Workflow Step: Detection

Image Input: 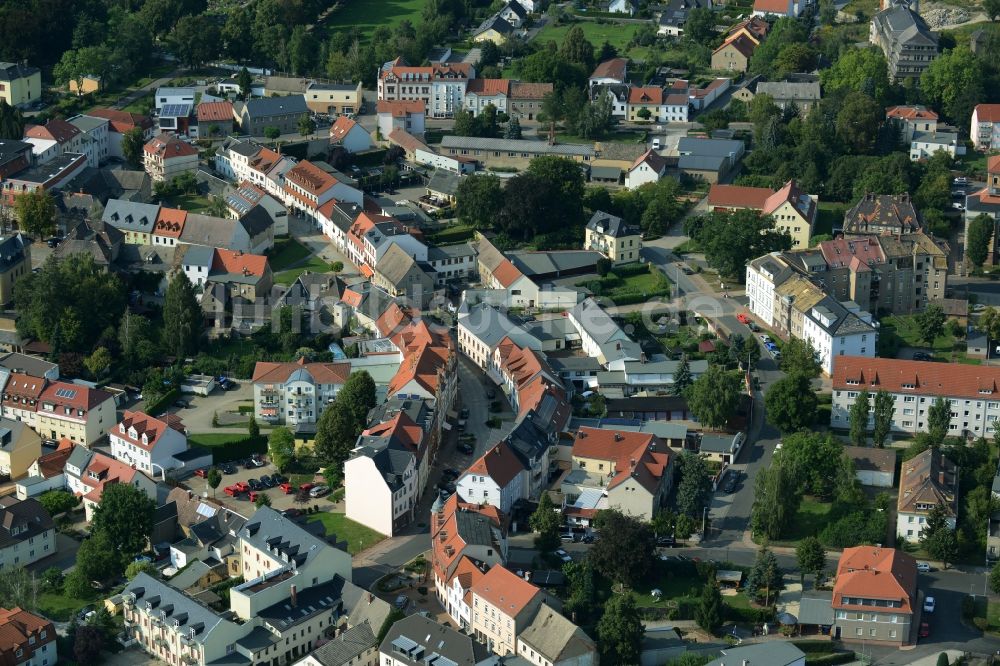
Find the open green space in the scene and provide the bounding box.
[879,313,978,364]
[534,21,645,54]
[188,433,252,447]
[321,0,429,39]
[814,201,846,237]
[164,193,216,214]
[783,497,835,543]
[557,129,647,144]
[426,222,475,246]
[39,590,96,622]
[577,265,671,304]
[269,238,332,285]
[306,512,386,554]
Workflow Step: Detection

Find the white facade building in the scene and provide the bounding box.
[108,410,188,477]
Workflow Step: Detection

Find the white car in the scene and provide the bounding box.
[916,562,931,573]
[923,596,936,613]
[759,334,771,343]
[555,549,572,563]
[952,202,965,210]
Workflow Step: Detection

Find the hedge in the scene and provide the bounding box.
[793,641,840,654]
[806,653,857,665]
[146,388,180,417]
[203,436,267,464]
[723,604,775,623]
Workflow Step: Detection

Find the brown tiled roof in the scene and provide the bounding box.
[754,0,791,13]
[212,248,268,278]
[590,58,628,81]
[86,108,153,133]
[817,236,882,271]
[251,357,352,384]
[707,184,772,209]
[842,445,896,475]
[492,259,524,288]
[143,133,198,158]
[510,82,553,100]
[466,79,512,96]
[833,356,1000,400]
[466,441,527,488]
[154,207,187,238]
[330,116,362,141]
[471,564,540,618]
[886,105,938,121]
[833,547,916,614]
[628,86,664,105]
[39,381,112,413]
[0,607,54,662]
[197,101,234,122]
[114,410,183,452]
[35,443,74,479]
[377,100,426,117]
[975,104,1000,123]
[898,449,958,516]
[717,33,757,58]
[284,160,338,195]
[572,427,670,493]
[25,119,80,145]
[630,149,667,173]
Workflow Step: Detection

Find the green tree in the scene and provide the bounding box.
[331,261,344,273]
[0,566,38,612]
[504,116,522,140]
[796,536,826,577]
[255,493,273,508]
[690,208,792,279]
[819,47,891,105]
[38,490,78,516]
[684,7,717,46]
[676,453,712,517]
[74,626,105,664]
[237,66,254,100]
[530,492,561,552]
[169,14,221,68]
[590,509,655,587]
[695,581,723,633]
[125,560,156,580]
[928,396,952,444]
[455,174,504,229]
[559,25,595,72]
[765,373,819,433]
[596,594,645,665]
[83,346,112,378]
[91,483,155,564]
[773,43,818,79]
[248,414,260,439]
[298,113,315,136]
[921,503,958,567]
[121,127,146,168]
[990,560,1000,594]
[987,0,1000,20]
[967,214,994,268]
[936,654,951,666]
[268,427,295,472]
[163,270,202,359]
[916,303,946,345]
[921,47,984,123]
[849,389,871,446]
[872,389,895,448]
[14,191,56,237]
[40,567,63,592]
[0,101,25,140]
[751,459,800,540]
[264,126,281,141]
[745,546,781,605]
[780,432,855,499]
[670,356,693,396]
[836,92,882,153]
[206,468,222,497]
[686,365,742,429]
[314,371,377,477]
[563,560,598,624]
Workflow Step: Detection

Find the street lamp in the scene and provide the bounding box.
[702,505,709,539]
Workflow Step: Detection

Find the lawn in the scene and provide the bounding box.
[306,512,386,554]
[782,497,835,543]
[426,222,475,246]
[268,238,332,285]
[188,433,254,447]
[534,21,645,54]
[577,266,672,304]
[320,0,428,40]
[879,314,978,363]
[557,129,647,144]
[39,590,96,622]
[164,193,218,214]
[813,202,847,238]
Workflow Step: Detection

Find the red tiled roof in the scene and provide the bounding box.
[78,450,142,500]
[252,357,352,384]
[376,302,413,339]
[34,443,74,479]
[86,108,153,133]
[466,441,526,488]
[39,381,112,414]
[197,101,234,122]
[989,155,1000,174]
[114,410,183,452]
[2,374,46,411]
[0,607,54,661]
[630,149,667,173]
[753,0,792,13]
[143,133,198,158]
[975,104,1000,123]
[573,426,670,493]
[628,86,664,105]
[285,160,338,195]
[898,449,958,516]
[833,547,916,614]
[377,100,426,117]
[590,58,628,81]
[25,119,80,145]
[387,129,430,154]
[431,62,472,79]
[715,33,757,59]
[154,207,187,238]
[431,494,505,585]
[833,356,1000,400]
[211,248,268,278]
[817,236,882,270]
[492,259,524,288]
[707,184,772,209]
[466,79,512,96]
[330,116,362,141]
[886,105,938,122]
[471,564,540,618]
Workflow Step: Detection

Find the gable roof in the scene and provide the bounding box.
[707,183,772,209]
[630,149,668,173]
[833,547,916,613]
[518,602,595,662]
[590,57,628,81]
[471,564,540,617]
[886,104,938,121]
[572,426,670,493]
[197,101,233,122]
[753,0,791,13]
[465,441,527,489]
[832,356,1000,400]
[154,207,187,238]
[114,410,184,452]
[976,104,1000,123]
[25,119,80,145]
[466,78,512,96]
[243,95,308,119]
[211,248,268,279]
[628,86,664,105]
[898,448,958,516]
[330,116,364,141]
[252,357,351,385]
[716,33,757,58]
[143,133,198,159]
[377,100,426,117]
[285,160,338,196]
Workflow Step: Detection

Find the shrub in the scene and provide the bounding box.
[145,388,180,416]
[806,654,858,665]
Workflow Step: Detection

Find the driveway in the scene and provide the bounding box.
[163,382,255,434]
[27,533,80,574]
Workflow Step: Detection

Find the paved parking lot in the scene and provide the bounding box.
[188,459,326,514]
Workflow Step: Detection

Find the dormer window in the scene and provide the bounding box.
[141,433,148,445]
[901,383,915,390]
[981,389,993,395]
[119,424,126,434]
[846,379,860,386]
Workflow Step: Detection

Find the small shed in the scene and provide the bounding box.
[698,339,716,353]
[842,445,895,487]
[968,332,989,360]
[797,590,834,636]
[715,569,743,589]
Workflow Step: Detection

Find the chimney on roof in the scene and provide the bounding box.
[290,584,297,607]
[939,470,945,485]
[614,432,623,442]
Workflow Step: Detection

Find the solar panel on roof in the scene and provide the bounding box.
[161,104,192,118]
[54,388,77,399]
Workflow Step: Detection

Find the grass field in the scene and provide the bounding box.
[534,21,645,53]
[783,497,835,543]
[269,238,331,285]
[321,0,428,38]
[880,314,978,364]
[164,193,217,214]
[306,512,386,554]
[188,433,253,447]
[814,201,847,237]
[39,591,95,622]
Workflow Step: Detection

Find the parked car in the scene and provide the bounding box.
[299,483,315,492]
[555,549,572,563]
[193,468,208,478]
[272,474,288,484]
[748,322,760,332]
[309,484,330,498]
[220,463,236,475]
[458,443,474,455]
[723,474,738,493]
[247,478,262,491]
[174,399,189,409]
[916,562,932,573]
[954,176,969,185]
[259,475,275,488]
[280,483,294,494]
[919,622,930,638]
[459,408,470,420]
[656,536,676,547]
[759,334,771,343]
[736,313,750,324]
[581,533,596,544]
[913,352,933,361]
[560,531,575,542]
[923,596,936,613]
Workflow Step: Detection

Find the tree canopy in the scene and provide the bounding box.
[686,208,792,279]
[686,365,742,430]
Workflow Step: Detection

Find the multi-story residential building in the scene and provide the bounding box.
[426,243,476,286]
[588,58,628,90]
[464,79,510,116]
[238,95,308,136]
[515,603,598,666]
[376,100,426,139]
[564,427,674,520]
[66,115,110,166]
[329,117,373,154]
[1,153,87,207]
[971,103,1000,151]
[470,565,544,656]
[625,149,668,189]
[0,234,31,307]
[372,245,435,306]
[84,108,154,160]
[0,63,40,108]
[0,373,45,429]
[831,356,1000,439]
[568,298,643,369]
[35,381,115,445]
[305,81,363,115]
[65,447,157,520]
[870,1,938,81]
[142,133,198,182]
[439,136,593,171]
[0,141,31,181]
[195,101,234,139]
[886,104,939,142]
[627,87,689,123]
[831,546,917,645]
[585,211,642,265]
[897,448,958,542]
[0,497,54,569]
[0,607,56,666]
[707,180,818,249]
[456,441,528,515]
[122,506,354,666]
[251,358,351,430]
[377,59,474,119]
[751,81,821,115]
[109,410,188,477]
[508,82,551,121]
[908,130,963,161]
[711,33,758,72]
[380,615,493,666]
[0,419,40,479]
[283,159,363,221]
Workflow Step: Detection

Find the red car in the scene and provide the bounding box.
[280,483,294,495]
[299,483,315,492]
[194,468,208,478]
[736,313,750,324]
[919,622,930,638]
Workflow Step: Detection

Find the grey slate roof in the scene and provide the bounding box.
[240,505,329,571]
[459,303,531,350]
[179,214,241,248]
[380,613,492,666]
[0,352,55,378]
[677,137,744,157]
[798,591,835,626]
[243,95,308,120]
[308,622,377,666]
[508,250,603,278]
[427,169,461,197]
[518,603,594,663]
[124,573,234,645]
[755,81,821,103]
[102,199,160,233]
[704,641,806,666]
[179,244,214,269]
[258,575,348,632]
[587,210,639,238]
[427,243,475,261]
[0,235,30,275]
